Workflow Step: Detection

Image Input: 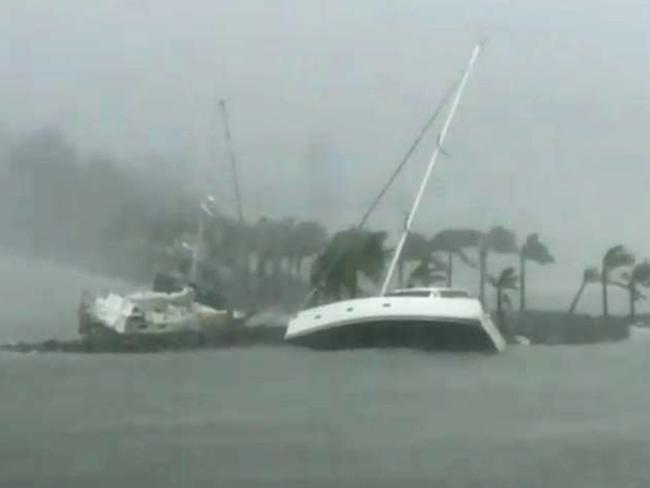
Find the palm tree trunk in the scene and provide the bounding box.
[602,272,609,318]
[519,254,526,311]
[447,252,453,287]
[630,284,636,322]
[568,280,586,315]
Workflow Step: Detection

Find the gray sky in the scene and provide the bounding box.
[1,0,649,308]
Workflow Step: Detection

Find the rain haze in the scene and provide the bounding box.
[1,0,649,311]
[2,2,650,486]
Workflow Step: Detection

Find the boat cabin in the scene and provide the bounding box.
[385,288,471,299]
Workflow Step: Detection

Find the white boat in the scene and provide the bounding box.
[79,287,233,338]
[287,287,506,351]
[285,43,507,352]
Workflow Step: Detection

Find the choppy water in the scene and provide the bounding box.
[2,255,650,487]
[3,337,650,487]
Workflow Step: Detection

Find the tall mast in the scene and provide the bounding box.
[219,99,245,223]
[380,43,482,296]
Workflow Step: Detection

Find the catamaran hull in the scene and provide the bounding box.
[287,317,499,351]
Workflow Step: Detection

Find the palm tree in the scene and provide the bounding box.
[601,245,634,318]
[568,267,600,314]
[519,233,554,311]
[429,229,482,287]
[310,228,387,301]
[488,267,517,333]
[479,226,518,303]
[397,232,431,287]
[620,261,650,322]
[408,254,448,287]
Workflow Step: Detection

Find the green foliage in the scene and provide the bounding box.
[489,267,518,290]
[583,267,601,283]
[602,245,634,273]
[521,233,554,264]
[482,226,518,255]
[311,228,387,299]
[430,228,482,252]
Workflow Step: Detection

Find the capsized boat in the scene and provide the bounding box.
[286,287,506,351]
[285,43,507,352]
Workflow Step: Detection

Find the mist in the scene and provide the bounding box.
[0,0,648,320]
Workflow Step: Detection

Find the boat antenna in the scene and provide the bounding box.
[297,83,457,310]
[380,43,483,296]
[219,99,245,223]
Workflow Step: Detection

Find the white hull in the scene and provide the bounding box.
[79,287,231,337]
[285,291,506,352]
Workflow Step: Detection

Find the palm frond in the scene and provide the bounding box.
[603,245,634,271]
[631,261,650,286]
[496,266,518,290]
[484,226,518,254]
[430,228,482,251]
[487,267,518,290]
[521,233,554,264]
[583,267,601,283]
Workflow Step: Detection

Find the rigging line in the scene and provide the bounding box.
[380,43,482,296]
[357,81,459,228]
[298,82,459,309]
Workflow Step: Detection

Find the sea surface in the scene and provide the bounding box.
[2,255,650,487]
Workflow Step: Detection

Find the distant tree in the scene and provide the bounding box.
[311,228,387,300]
[568,267,600,315]
[619,261,650,322]
[429,228,482,287]
[479,226,518,303]
[488,267,518,331]
[601,245,634,318]
[407,254,448,287]
[519,233,554,310]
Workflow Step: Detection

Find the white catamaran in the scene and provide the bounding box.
[285,43,507,352]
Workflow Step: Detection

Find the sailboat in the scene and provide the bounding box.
[284,44,507,352]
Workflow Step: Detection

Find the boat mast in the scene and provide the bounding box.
[380,43,482,296]
[218,99,245,224]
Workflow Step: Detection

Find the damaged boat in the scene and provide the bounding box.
[78,286,238,349]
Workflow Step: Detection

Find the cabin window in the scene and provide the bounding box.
[438,290,469,298]
[382,303,392,308]
[385,291,432,298]
[314,314,322,320]
[346,307,354,312]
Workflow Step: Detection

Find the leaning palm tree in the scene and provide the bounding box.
[488,267,518,333]
[429,228,482,287]
[519,233,554,311]
[310,228,387,301]
[479,226,518,303]
[407,254,448,287]
[601,245,634,318]
[568,267,601,314]
[619,261,650,322]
